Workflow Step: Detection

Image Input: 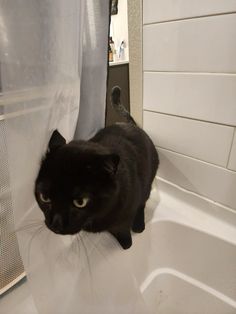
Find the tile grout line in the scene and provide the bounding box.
[155,145,236,174]
[143,70,236,75]
[226,128,236,169]
[157,176,236,213]
[143,11,236,26]
[143,109,236,128]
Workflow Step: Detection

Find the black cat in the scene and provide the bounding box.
[35,87,159,249]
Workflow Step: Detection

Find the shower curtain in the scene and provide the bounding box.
[0,1,150,313]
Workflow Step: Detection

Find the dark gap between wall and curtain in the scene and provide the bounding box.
[105,0,130,126]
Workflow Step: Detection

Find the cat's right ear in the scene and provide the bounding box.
[47,130,66,153]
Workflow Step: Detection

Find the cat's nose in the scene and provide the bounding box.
[51,214,63,233]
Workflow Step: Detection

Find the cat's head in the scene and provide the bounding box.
[35,130,119,235]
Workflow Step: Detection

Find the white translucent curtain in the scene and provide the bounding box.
[0,0,83,298]
[0,0,150,313]
[74,1,109,140]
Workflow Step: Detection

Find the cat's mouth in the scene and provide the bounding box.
[82,218,93,230]
[45,220,81,235]
[44,215,94,235]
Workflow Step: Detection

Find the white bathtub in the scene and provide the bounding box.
[1,179,236,314]
[130,179,236,314]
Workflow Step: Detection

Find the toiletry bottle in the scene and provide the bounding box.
[108,37,114,62]
[108,42,113,62]
[110,37,116,61]
[119,40,125,60]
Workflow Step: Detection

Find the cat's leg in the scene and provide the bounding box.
[132,204,145,233]
[110,230,132,249]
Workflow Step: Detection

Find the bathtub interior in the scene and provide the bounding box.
[142,273,235,314]
[0,179,236,314]
[129,179,236,313]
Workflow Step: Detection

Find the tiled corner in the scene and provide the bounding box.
[143,111,234,167]
[157,147,236,209]
[228,130,236,171]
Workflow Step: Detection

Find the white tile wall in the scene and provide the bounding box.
[158,148,236,209]
[228,131,236,171]
[143,0,236,24]
[143,14,236,73]
[143,111,234,167]
[143,72,236,126]
[143,3,236,209]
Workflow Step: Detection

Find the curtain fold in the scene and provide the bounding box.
[74,0,110,140]
[0,1,151,313]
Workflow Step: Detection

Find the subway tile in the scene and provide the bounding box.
[228,130,236,171]
[143,14,236,73]
[143,0,236,24]
[143,72,236,126]
[143,111,234,167]
[158,148,236,209]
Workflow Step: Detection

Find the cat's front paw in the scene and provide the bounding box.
[119,237,132,250]
[132,222,145,233]
[111,230,132,250]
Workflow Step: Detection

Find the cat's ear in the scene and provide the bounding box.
[47,130,66,153]
[102,153,120,175]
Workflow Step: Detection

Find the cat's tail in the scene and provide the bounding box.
[111,86,136,125]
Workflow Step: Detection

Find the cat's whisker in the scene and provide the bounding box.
[57,248,69,269]
[27,225,45,267]
[75,234,81,260]
[83,233,110,264]
[79,234,90,271]
[13,221,44,234]
[70,234,78,256]
[65,235,78,267]
[78,233,94,295]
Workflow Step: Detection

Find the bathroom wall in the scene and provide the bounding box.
[127,0,142,125]
[110,0,129,61]
[142,0,236,210]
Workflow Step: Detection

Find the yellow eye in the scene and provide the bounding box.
[73,198,89,208]
[39,193,51,203]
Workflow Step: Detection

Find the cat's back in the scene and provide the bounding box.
[91,122,148,150]
[91,122,159,180]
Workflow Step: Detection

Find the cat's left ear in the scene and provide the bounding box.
[102,153,120,175]
[47,130,66,153]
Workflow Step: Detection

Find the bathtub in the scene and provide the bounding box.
[129,179,236,314]
[1,179,236,314]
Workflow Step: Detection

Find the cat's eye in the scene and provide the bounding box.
[39,193,51,203]
[73,197,89,208]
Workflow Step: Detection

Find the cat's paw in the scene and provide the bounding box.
[132,222,145,233]
[132,205,145,233]
[119,237,132,250]
[111,231,132,250]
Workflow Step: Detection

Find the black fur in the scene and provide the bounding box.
[111,86,136,124]
[35,90,159,249]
